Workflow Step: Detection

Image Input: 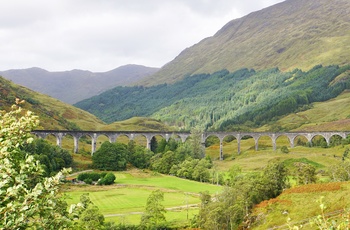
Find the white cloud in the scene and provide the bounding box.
[0,0,285,71]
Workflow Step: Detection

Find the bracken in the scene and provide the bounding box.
[255,198,293,209]
[283,182,345,194]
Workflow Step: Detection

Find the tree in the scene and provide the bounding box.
[329,160,350,181]
[174,158,198,179]
[140,189,167,229]
[226,165,243,186]
[197,161,289,229]
[259,161,289,199]
[190,127,205,159]
[92,141,128,171]
[293,162,317,185]
[150,151,177,174]
[129,145,154,169]
[21,138,73,176]
[197,186,247,230]
[155,138,167,153]
[0,101,104,229]
[150,136,158,153]
[192,158,212,182]
[74,194,105,230]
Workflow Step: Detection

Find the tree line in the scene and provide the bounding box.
[91,128,217,184]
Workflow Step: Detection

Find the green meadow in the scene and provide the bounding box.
[64,170,221,226]
[63,134,350,227]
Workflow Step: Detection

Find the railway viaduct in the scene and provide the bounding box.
[32,130,350,160]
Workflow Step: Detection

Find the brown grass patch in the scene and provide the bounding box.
[208,145,220,150]
[255,198,292,209]
[284,182,346,194]
[62,109,77,119]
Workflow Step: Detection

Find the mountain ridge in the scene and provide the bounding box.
[139,0,350,86]
[0,64,159,104]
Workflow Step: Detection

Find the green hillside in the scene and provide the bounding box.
[103,117,177,131]
[259,90,350,132]
[140,0,350,86]
[75,65,350,131]
[0,76,105,130]
[0,76,175,132]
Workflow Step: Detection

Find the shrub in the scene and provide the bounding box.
[104,173,116,185]
[77,172,103,182]
[84,178,93,185]
[98,173,116,185]
[281,146,289,153]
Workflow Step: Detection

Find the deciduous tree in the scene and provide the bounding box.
[293,162,317,185]
[0,102,108,229]
[92,141,128,171]
[140,189,167,229]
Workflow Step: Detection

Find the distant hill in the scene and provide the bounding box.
[0,64,159,104]
[139,0,350,86]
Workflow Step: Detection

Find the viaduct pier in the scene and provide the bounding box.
[32,130,350,160]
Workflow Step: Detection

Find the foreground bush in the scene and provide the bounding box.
[0,102,107,229]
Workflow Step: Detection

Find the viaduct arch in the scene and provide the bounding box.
[32,130,350,160]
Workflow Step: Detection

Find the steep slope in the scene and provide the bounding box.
[140,0,350,86]
[0,76,106,130]
[258,90,350,132]
[75,65,350,131]
[0,65,159,104]
[0,76,174,131]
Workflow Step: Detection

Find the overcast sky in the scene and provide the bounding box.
[0,0,285,72]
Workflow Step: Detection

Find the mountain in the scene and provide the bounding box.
[75,65,350,131]
[0,64,159,104]
[139,0,350,86]
[74,0,350,131]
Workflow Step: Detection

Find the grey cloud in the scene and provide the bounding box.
[0,0,285,71]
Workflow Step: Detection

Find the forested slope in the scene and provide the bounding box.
[75,65,350,131]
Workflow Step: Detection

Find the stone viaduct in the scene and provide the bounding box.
[32,130,350,160]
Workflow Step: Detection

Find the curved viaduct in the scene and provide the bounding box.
[32,130,350,160]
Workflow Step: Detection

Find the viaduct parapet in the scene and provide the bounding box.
[32,130,350,160]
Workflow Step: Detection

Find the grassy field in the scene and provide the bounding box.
[63,169,221,226]
[62,134,350,227]
[206,135,346,172]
